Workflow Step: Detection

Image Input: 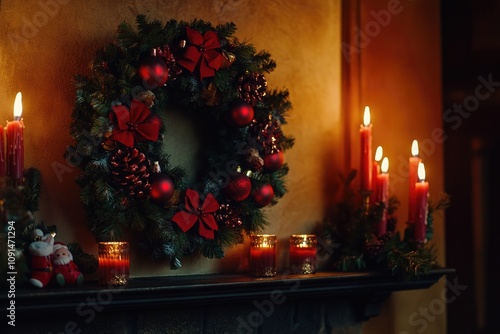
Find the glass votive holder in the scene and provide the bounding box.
[98,242,130,286]
[249,235,277,277]
[289,234,317,274]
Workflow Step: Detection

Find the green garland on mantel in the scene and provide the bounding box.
[321,170,450,280]
[68,15,294,269]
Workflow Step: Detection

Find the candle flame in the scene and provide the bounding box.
[418,162,426,181]
[411,139,419,156]
[363,106,371,126]
[14,92,22,118]
[381,157,389,173]
[375,146,383,161]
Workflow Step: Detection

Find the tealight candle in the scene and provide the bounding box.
[289,234,317,274]
[249,235,277,277]
[98,242,130,286]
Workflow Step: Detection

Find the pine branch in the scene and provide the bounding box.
[216,22,237,39]
[67,242,98,274]
[22,167,42,212]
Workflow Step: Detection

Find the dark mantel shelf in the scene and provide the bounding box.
[9,268,455,318]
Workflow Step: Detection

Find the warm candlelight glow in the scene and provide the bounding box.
[14,92,23,119]
[418,162,426,181]
[414,162,429,242]
[411,139,419,157]
[360,106,373,192]
[375,146,383,162]
[98,242,130,286]
[289,234,317,274]
[250,235,277,276]
[363,106,371,126]
[381,157,389,173]
[6,92,25,180]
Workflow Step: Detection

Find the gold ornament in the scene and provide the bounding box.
[101,131,117,151]
[246,148,264,171]
[134,90,156,108]
[201,82,220,106]
[222,50,236,68]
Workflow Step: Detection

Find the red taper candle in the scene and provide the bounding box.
[360,106,372,193]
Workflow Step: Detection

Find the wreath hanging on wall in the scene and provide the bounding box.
[68,15,294,268]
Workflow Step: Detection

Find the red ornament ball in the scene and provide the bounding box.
[230,102,254,127]
[150,174,175,204]
[263,151,284,172]
[223,173,252,202]
[253,184,274,207]
[146,113,163,131]
[139,56,169,89]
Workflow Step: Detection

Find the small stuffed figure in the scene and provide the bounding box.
[28,229,55,288]
[52,242,84,286]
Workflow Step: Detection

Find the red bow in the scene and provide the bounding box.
[172,189,220,239]
[109,100,160,148]
[177,26,224,80]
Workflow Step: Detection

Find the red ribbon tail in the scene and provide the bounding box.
[198,221,215,239]
[185,26,204,45]
[201,214,219,231]
[201,193,219,213]
[172,212,198,232]
[135,123,160,143]
[185,189,201,212]
[111,105,131,130]
[199,58,216,80]
[130,100,152,124]
[110,131,134,148]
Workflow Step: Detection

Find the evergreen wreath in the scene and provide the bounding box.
[68,15,294,268]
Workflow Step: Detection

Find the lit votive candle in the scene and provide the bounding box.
[98,242,130,286]
[289,234,317,274]
[249,235,277,277]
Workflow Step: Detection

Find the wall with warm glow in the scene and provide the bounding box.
[348,1,446,334]
[0,1,446,333]
[0,0,342,275]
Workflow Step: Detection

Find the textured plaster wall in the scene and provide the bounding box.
[0,0,342,276]
[0,1,446,333]
[354,1,446,334]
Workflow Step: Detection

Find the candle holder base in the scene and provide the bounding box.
[361,190,372,214]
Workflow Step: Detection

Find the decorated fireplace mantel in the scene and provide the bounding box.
[8,269,454,334]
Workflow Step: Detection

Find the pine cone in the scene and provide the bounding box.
[216,201,243,228]
[154,45,183,79]
[249,116,283,155]
[364,238,385,260]
[237,72,267,106]
[379,231,393,244]
[364,232,393,261]
[110,147,151,199]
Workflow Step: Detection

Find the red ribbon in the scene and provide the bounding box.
[172,189,220,239]
[177,26,224,80]
[109,100,160,148]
